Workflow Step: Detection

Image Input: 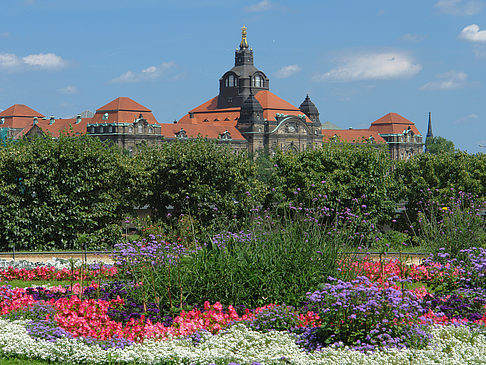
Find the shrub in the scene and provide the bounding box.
[299,276,431,351]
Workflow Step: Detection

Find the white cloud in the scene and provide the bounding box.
[459,24,486,42]
[111,62,176,83]
[313,51,422,82]
[455,113,479,124]
[0,53,20,69]
[420,70,471,90]
[22,53,67,69]
[435,0,484,15]
[245,0,273,12]
[59,85,78,95]
[401,33,425,42]
[274,65,301,79]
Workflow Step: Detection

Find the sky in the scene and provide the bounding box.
[1,0,485,153]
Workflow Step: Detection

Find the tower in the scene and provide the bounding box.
[425,112,433,152]
[217,26,269,109]
[299,95,321,126]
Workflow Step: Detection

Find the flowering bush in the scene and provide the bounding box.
[300,276,431,351]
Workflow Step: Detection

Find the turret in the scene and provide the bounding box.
[237,90,264,131]
[299,94,321,126]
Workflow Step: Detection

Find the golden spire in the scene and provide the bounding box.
[240,25,248,49]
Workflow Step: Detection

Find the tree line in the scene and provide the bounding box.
[0,135,484,251]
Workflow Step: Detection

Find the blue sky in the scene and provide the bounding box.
[1,0,485,153]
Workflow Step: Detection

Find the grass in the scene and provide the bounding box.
[0,279,73,289]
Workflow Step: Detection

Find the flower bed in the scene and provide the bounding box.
[1,247,486,364]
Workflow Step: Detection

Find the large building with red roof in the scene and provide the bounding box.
[167,26,323,153]
[0,27,425,160]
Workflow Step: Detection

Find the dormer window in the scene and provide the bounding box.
[99,126,104,133]
[108,126,113,133]
[138,124,143,133]
[225,74,237,87]
[252,74,263,88]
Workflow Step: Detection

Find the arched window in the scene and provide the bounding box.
[253,74,263,88]
[108,126,113,133]
[225,74,237,87]
[138,124,143,133]
[99,126,104,133]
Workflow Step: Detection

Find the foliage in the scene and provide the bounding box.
[425,136,455,154]
[393,151,486,227]
[269,142,397,227]
[414,191,486,256]
[0,134,140,251]
[134,138,266,231]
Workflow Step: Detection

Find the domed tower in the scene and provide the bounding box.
[217,26,269,109]
[299,95,321,126]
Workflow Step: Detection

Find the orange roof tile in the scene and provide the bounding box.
[15,117,88,139]
[0,104,44,118]
[369,113,421,135]
[92,97,158,125]
[322,129,386,144]
[0,104,45,131]
[97,97,151,113]
[180,90,313,126]
[160,123,246,141]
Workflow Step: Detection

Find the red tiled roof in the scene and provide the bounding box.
[0,104,45,130]
[92,97,158,124]
[369,113,421,135]
[160,123,246,141]
[15,117,88,139]
[0,104,44,118]
[322,129,386,144]
[96,97,151,113]
[178,90,313,126]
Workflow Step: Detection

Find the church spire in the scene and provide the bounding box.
[240,25,249,49]
[425,112,434,153]
[426,112,433,140]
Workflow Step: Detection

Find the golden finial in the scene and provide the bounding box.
[240,25,248,49]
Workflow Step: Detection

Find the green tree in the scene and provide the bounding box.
[393,151,486,229]
[269,142,397,230]
[135,138,266,230]
[0,134,139,251]
[426,136,455,154]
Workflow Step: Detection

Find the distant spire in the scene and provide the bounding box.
[240,25,249,49]
[425,112,434,153]
[426,112,433,139]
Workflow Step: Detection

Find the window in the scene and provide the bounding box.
[253,74,263,88]
[225,74,237,87]
[128,127,133,133]
[108,126,113,133]
[138,124,143,133]
[148,127,153,134]
[99,126,104,133]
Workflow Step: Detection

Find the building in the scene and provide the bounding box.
[166,26,323,154]
[0,27,424,160]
